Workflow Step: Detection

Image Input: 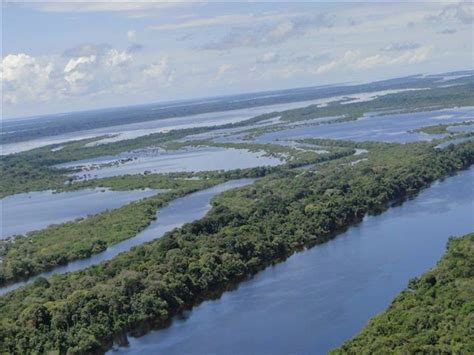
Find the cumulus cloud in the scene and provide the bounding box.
[1,53,54,104]
[103,49,132,67]
[2,43,140,107]
[201,14,333,50]
[141,56,175,88]
[315,46,433,75]
[61,46,134,95]
[64,55,96,73]
[383,42,421,51]
[143,57,169,78]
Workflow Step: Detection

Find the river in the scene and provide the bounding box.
[0,179,255,296]
[109,167,474,354]
[0,188,161,239]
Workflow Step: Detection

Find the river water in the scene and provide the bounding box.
[0,188,160,239]
[254,107,474,144]
[0,179,255,296]
[110,167,474,355]
[55,147,283,180]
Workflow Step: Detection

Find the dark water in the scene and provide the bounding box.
[110,167,474,355]
[0,179,255,296]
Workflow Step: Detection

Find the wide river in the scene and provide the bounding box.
[109,167,474,354]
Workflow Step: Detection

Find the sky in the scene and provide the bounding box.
[1,1,473,119]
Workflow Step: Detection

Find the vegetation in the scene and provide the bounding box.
[162,139,352,164]
[0,178,220,286]
[278,83,474,123]
[411,120,474,134]
[0,148,354,285]
[0,130,353,198]
[332,233,474,354]
[0,141,472,354]
[2,81,473,198]
[4,73,471,145]
[0,155,68,198]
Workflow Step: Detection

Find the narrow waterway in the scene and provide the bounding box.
[0,179,255,296]
[110,167,474,355]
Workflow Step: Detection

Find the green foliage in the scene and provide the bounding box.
[331,233,474,354]
[0,149,354,285]
[279,83,474,123]
[412,120,474,134]
[2,81,472,198]
[1,141,472,354]
[0,155,67,198]
[0,178,220,285]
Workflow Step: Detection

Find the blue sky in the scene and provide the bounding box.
[2,1,473,118]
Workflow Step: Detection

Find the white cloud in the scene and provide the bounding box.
[64,70,90,85]
[140,56,176,88]
[103,49,132,67]
[143,57,169,78]
[1,53,54,104]
[390,46,433,65]
[64,55,96,73]
[10,1,193,14]
[316,50,360,74]
[202,14,333,50]
[257,51,280,64]
[2,44,139,109]
[316,46,433,74]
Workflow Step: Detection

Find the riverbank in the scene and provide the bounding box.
[332,232,474,354]
[1,141,473,354]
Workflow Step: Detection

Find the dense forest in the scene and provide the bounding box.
[0,149,354,285]
[332,233,474,354]
[1,141,472,354]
